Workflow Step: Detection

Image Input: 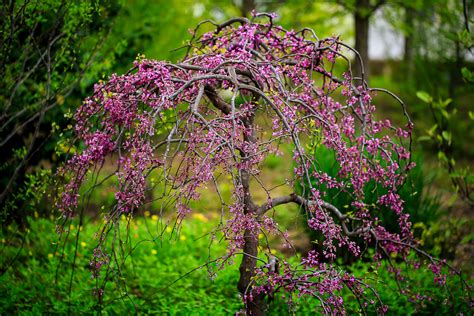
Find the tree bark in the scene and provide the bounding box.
[403,8,415,79]
[240,0,256,18]
[354,0,370,82]
[238,215,266,315]
[449,40,462,103]
[236,108,266,315]
[204,82,266,314]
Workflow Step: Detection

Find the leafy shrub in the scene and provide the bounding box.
[296,146,441,261]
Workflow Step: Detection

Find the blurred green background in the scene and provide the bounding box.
[1,0,473,314]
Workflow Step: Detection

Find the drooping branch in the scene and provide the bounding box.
[204,85,231,115]
[256,193,369,238]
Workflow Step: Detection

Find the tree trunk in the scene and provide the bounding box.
[449,40,462,103]
[403,8,415,79]
[238,221,266,315]
[237,111,266,315]
[240,0,256,18]
[354,0,370,83]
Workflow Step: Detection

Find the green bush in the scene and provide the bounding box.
[296,147,440,237]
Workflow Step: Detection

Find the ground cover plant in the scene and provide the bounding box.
[54,12,472,315]
[1,216,470,314]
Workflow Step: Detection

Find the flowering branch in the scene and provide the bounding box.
[257,193,369,238]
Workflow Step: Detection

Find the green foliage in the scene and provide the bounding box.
[417,92,473,205]
[297,146,440,236]
[0,0,247,226]
[269,257,471,315]
[2,217,470,314]
[341,259,471,315]
[0,0,122,224]
[0,169,55,227]
[418,216,474,261]
[0,216,242,314]
[461,67,474,83]
[263,154,282,170]
[275,1,352,40]
[1,1,472,313]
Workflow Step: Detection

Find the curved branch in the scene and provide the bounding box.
[257,193,369,238]
[204,85,231,115]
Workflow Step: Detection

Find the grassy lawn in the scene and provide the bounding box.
[1,214,471,315]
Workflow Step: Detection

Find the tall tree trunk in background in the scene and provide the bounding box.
[449,40,463,102]
[403,7,415,80]
[240,0,256,17]
[354,0,370,82]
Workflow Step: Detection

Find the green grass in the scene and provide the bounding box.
[2,215,472,315]
[1,215,242,314]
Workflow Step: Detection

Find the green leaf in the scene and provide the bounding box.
[461,233,474,244]
[440,98,452,108]
[440,109,450,119]
[461,67,473,82]
[417,136,432,142]
[437,151,448,163]
[416,91,432,103]
[447,192,458,206]
[441,131,451,145]
[427,124,438,136]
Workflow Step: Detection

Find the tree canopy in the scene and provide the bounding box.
[56,13,470,314]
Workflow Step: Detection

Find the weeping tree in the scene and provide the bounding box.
[57,13,470,315]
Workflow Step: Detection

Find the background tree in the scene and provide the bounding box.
[382,0,473,205]
[0,0,122,226]
[335,0,387,81]
[0,0,227,226]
